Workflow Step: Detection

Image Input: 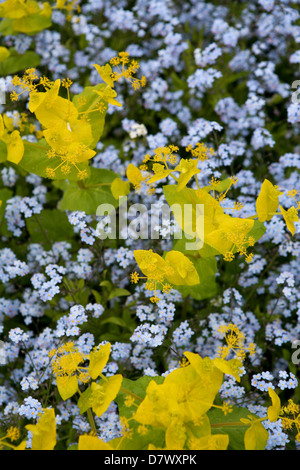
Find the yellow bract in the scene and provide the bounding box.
[244,419,269,450]
[188,434,229,450]
[93,63,115,88]
[25,408,57,450]
[88,343,111,380]
[90,374,123,417]
[164,251,200,286]
[256,179,283,222]
[267,387,281,422]
[56,374,78,401]
[6,130,24,164]
[175,158,200,191]
[111,178,130,199]
[78,435,113,450]
[126,163,144,189]
[279,205,299,236]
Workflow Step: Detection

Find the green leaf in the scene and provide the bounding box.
[176,256,218,301]
[100,317,128,328]
[208,406,261,450]
[77,387,92,414]
[26,209,73,250]
[247,219,266,243]
[0,50,40,75]
[108,288,131,300]
[58,167,119,214]
[0,15,51,36]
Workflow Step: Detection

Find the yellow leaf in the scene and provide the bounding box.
[181,353,224,414]
[267,387,281,422]
[15,440,27,450]
[0,114,4,137]
[126,163,144,189]
[88,343,111,380]
[146,167,171,185]
[78,435,113,450]
[25,408,56,450]
[213,357,242,382]
[93,87,122,107]
[3,114,14,131]
[6,130,24,164]
[279,205,299,236]
[56,374,78,401]
[256,179,282,222]
[0,0,27,19]
[43,124,95,163]
[56,0,67,8]
[244,420,268,450]
[174,159,200,191]
[111,178,130,199]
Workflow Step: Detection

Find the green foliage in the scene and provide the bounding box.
[0,49,40,75]
[58,167,120,214]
